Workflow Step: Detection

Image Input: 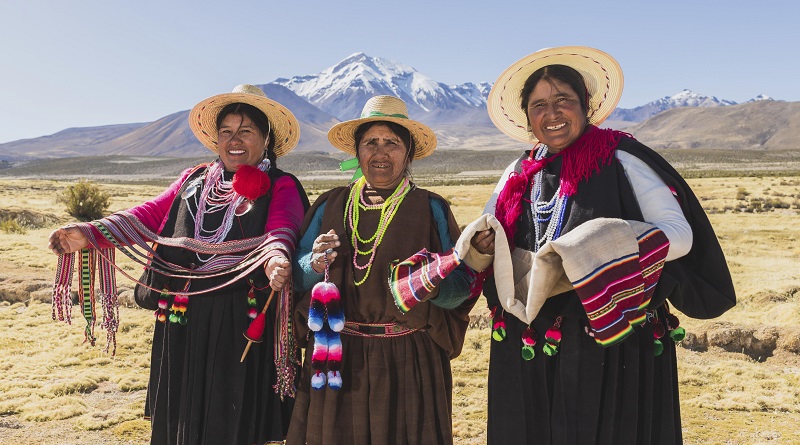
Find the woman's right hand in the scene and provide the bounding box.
[311,229,340,274]
[48,226,89,255]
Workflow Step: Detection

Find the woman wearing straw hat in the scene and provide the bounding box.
[479,47,736,444]
[48,84,309,444]
[285,95,487,444]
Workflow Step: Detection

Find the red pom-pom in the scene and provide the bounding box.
[653,320,666,339]
[244,312,267,342]
[233,165,270,201]
[545,327,562,343]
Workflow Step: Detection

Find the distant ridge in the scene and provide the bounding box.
[628,100,800,150]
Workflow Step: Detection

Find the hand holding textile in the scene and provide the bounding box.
[48,226,89,255]
[265,256,292,291]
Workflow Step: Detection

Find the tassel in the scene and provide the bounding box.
[327,370,342,390]
[653,317,666,357]
[491,306,507,342]
[311,371,327,390]
[240,289,276,362]
[543,316,563,356]
[310,327,329,373]
[326,329,343,390]
[155,288,169,323]
[665,312,686,342]
[246,284,258,319]
[521,326,537,361]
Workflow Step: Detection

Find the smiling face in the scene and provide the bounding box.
[356,123,411,189]
[216,113,268,171]
[526,78,588,153]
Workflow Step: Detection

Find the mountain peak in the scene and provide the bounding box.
[272,53,489,121]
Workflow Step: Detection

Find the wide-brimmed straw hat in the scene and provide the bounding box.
[487,46,624,143]
[189,84,300,157]
[327,96,437,160]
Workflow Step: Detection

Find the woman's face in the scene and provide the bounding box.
[526,78,588,153]
[357,123,410,189]
[217,113,268,171]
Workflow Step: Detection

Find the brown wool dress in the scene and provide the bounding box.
[286,186,474,445]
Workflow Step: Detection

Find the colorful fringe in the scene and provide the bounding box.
[571,227,669,346]
[51,212,299,397]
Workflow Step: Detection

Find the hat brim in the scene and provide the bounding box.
[487,46,624,144]
[327,116,437,160]
[189,92,300,157]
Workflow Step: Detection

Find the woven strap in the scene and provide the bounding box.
[341,321,420,338]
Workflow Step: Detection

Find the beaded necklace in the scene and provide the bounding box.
[185,158,271,262]
[345,176,412,286]
[530,144,569,251]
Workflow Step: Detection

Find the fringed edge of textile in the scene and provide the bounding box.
[274,280,298,400]
[51,213,300,366]
[51,247,120,354]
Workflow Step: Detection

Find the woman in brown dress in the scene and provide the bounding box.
[286,95,490,445]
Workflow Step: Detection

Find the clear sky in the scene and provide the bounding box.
[1,0,797,143]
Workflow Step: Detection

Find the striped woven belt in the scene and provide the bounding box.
[341,321,421,337]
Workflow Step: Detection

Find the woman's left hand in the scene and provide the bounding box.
[471,229,496,255]
[265,256,292,291]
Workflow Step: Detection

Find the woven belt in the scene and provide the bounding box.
[341,321,421,337]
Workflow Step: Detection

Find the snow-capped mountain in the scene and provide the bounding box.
[747,94,774,102]
[271,52,492,124]
[609,89,738,122]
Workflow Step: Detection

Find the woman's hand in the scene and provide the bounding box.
[265,256,292,291]
[471,229,496,255]
[48,226,89,255]
[311,229,340,274]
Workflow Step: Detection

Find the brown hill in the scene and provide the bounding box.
[627,100,800,150]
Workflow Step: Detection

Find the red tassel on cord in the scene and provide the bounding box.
[241,289,276,362]
[232,165,271,201]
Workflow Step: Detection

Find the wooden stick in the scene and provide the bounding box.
[240,289,277,363]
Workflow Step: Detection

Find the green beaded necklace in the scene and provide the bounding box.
[345,176,412,285]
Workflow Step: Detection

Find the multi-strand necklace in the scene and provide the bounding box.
[345,176,412,285]
[185,158,270,262]
[530,144,569,251]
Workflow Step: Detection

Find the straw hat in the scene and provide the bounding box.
[327,96,437,160]
[487,46,624,143]
[189,84,300,157]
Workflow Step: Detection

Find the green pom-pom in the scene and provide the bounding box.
[168,314,179,323]
[670,327,686,342]
[492,328,507,342]
[653,339,664,356]
[179,315,188,326]
[543,342,559,356]
[521,345,536,361]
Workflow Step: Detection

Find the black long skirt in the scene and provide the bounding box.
[145,286,294,445]
[487,309,682,445]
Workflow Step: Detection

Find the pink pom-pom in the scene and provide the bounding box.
[522,327,537,346]
[545,327,562,343]
[653,321,666,339]
[247,308,258,319]
[232,165,270,201]
[311,281,340,304]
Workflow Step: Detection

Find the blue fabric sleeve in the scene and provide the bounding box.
[428,198,476,309]
[293,202,326,293]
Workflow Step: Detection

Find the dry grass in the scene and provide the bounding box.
[0,176,798,444]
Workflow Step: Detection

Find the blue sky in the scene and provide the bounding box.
[1,0,797,143]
